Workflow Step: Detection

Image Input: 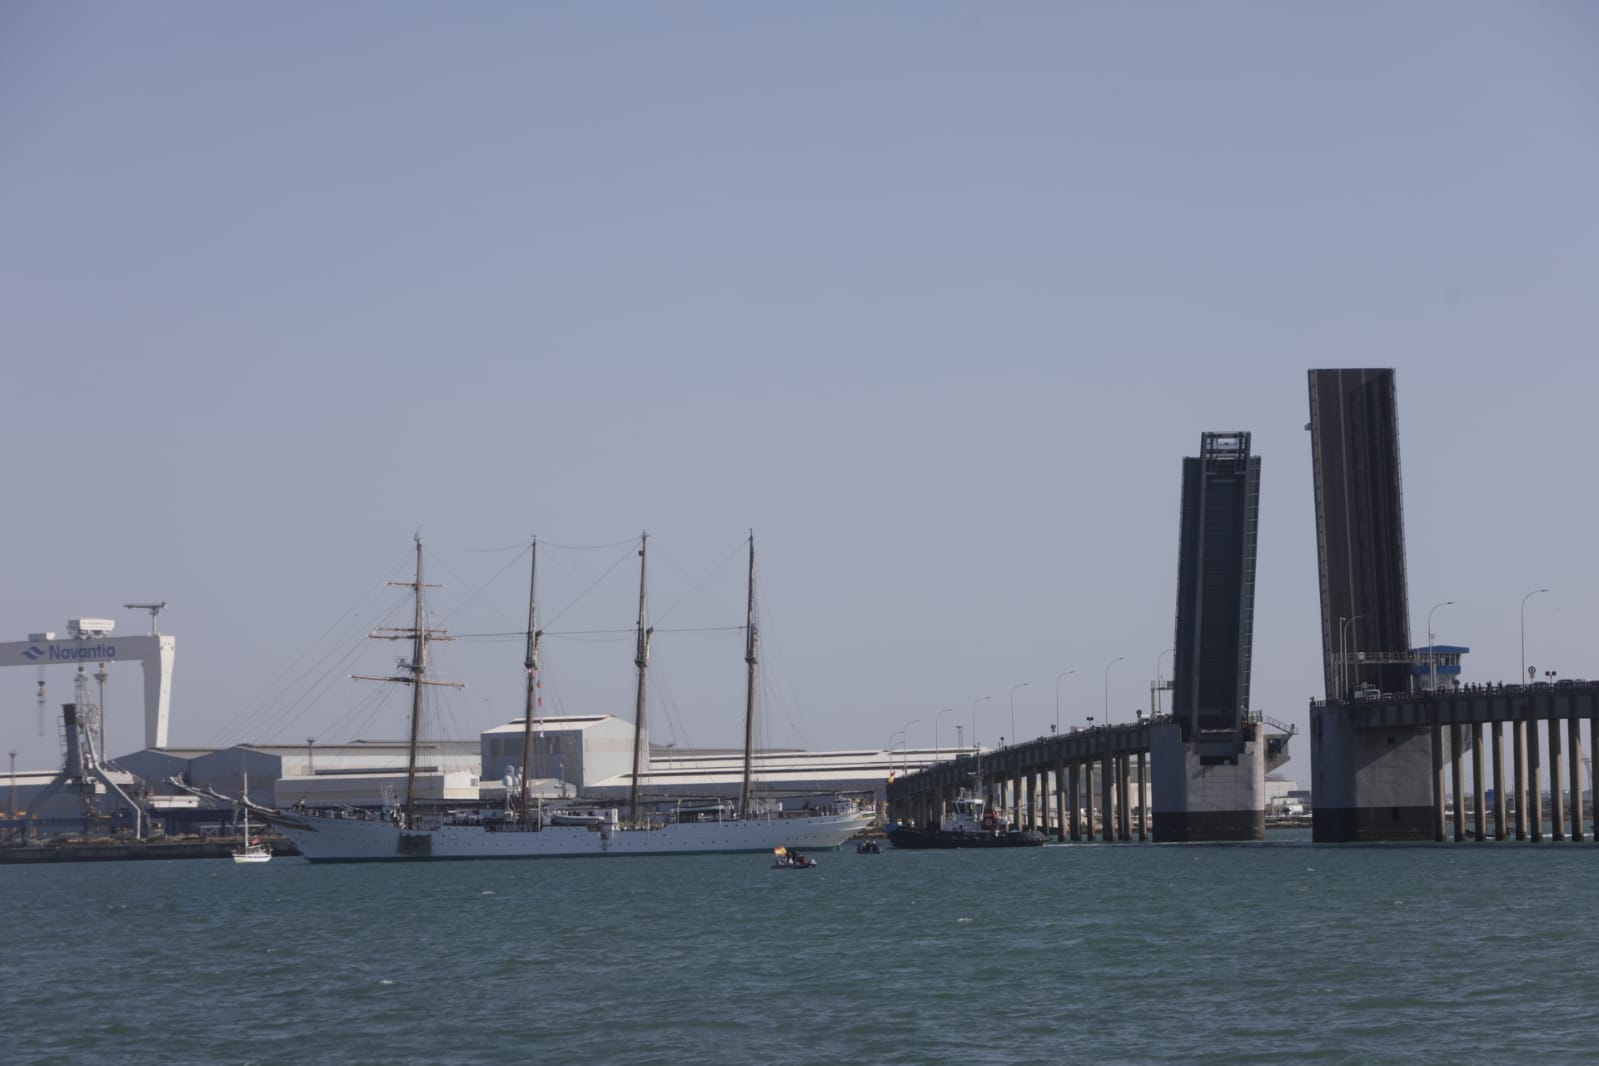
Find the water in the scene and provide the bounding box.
[5,837,1597,1065]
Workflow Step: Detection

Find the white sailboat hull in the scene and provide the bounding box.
[273,809,874,862]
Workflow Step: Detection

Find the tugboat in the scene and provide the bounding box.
[884,790,1048,849]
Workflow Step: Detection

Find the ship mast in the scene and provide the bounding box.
[628,533,652,826]
[354,532,460,831]
[518,536,541,828]
[401,534,429,829]
[739,531,758,818]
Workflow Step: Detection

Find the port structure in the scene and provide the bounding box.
[0,615,176,752]
[1151,432,1271,841]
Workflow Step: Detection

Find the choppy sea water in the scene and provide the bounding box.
[4,834,1597,1065]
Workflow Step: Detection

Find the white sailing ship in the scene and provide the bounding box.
[267,533,872,862]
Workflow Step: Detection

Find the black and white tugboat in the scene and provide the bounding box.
[884,790,1047,849]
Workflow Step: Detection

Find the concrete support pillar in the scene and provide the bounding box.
[1568,717,1583,843]
[1513,719,1527,840]
[1450,724,1466,843]
[1041,770,1052,835]
[1136,750,1148,842]
[1471,723,1485,843]
[1055,760,1067,842]
[1528,716,1543,843]
[1100,751,1114,842]
[1592,715,1599,842]
[1431,719,1446,843]
[1117,754,1131,842]
[1491,722,1507,841]
[1068,762,1081,841]
[1549,718,1565,842]
[1026,772,1038,833]
[1083,760,1094,842]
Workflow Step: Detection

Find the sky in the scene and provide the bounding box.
[3,3,1597,776]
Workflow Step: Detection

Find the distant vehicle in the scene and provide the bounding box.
[1353,685,1380,701]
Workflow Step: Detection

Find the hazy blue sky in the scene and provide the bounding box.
[4,3,1596,775]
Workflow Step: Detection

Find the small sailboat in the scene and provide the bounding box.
[231,770,272,864]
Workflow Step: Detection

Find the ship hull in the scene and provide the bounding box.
[270,810,873,863]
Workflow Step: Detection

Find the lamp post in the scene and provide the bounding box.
[1338,615,1365,700]
[1427,601,1455,693]
[1010,683,1029,746]
[7,750,14,842]
[1154,648,1173,716]
[934,708,953,761]
[1104,656,1126,724]
[1054,670,1076,734]
[970,695,990,751]
[1521,588,1549,686]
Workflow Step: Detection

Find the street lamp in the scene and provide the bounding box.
[934,707,953,760]
[1521,588,1550,685]
[901,718,919,773]
[970,695,990,751]
[886,729,905,766]
[1054,670,1076,734]
[1426,601,1455,693]
[1104,656,1126,724]
[1010,683,1029,745]
[1338,615,1365,700]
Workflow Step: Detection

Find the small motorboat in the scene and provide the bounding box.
[856,840,881,854]
[772,846,817,869]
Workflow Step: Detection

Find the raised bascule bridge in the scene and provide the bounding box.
[892,369,1596,844]
[1307,368,1599,842]
[889,431,1294,843]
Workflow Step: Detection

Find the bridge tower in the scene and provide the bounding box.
[1151,431,1268,841]
[1306,368,1432,841]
